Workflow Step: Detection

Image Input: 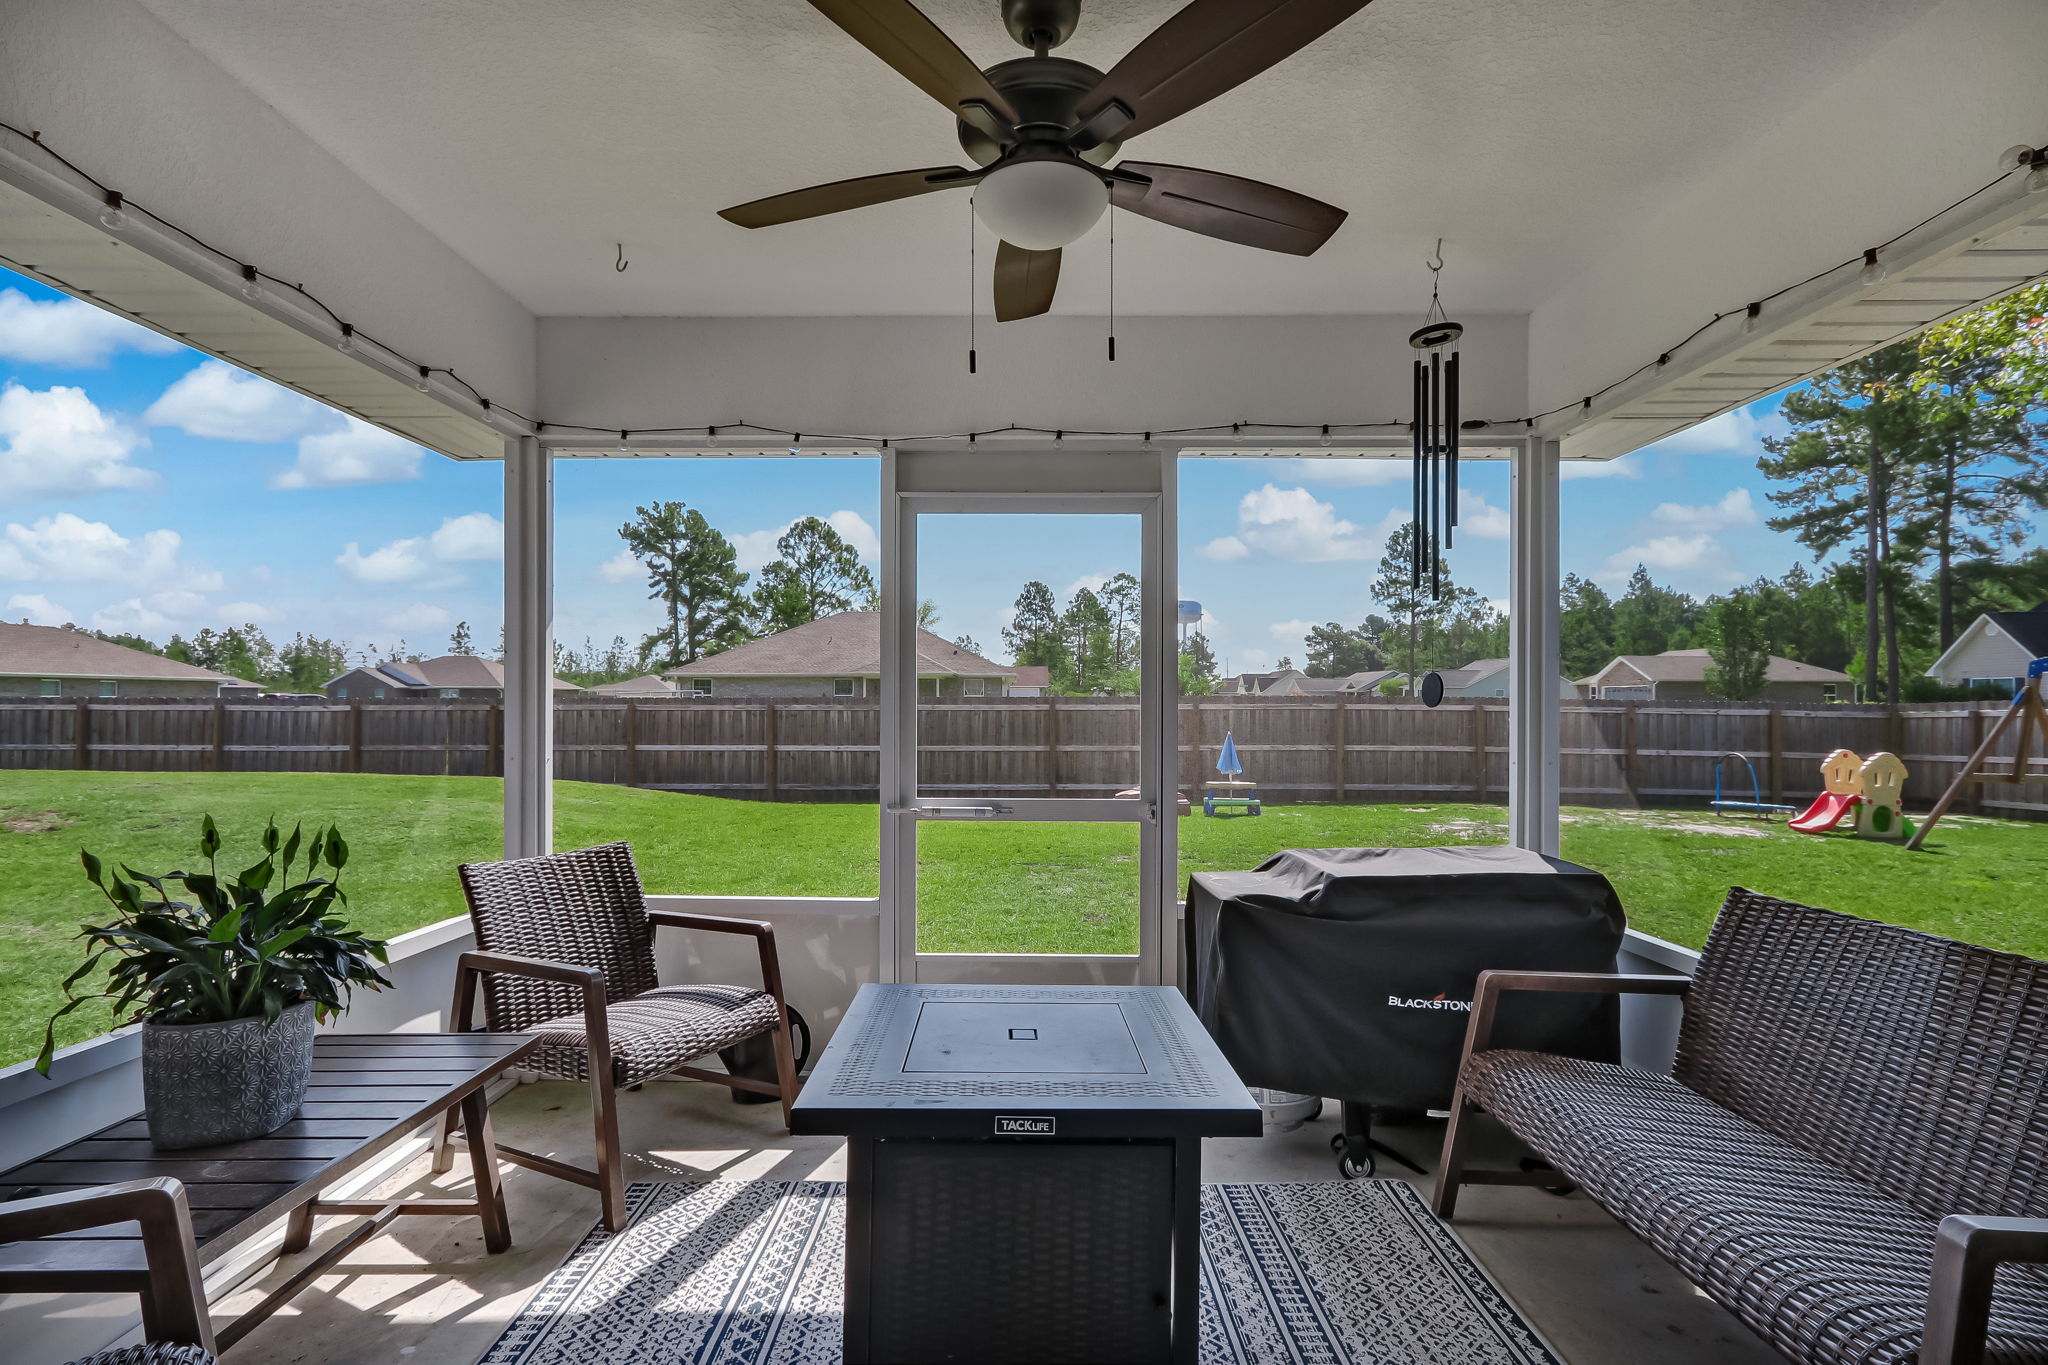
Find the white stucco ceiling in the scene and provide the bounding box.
[134,0,1933,319]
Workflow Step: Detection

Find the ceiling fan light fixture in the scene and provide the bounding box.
[972,158,1107,252]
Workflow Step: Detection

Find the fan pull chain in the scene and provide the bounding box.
[1107,204,1117,363]
[967,195,977,375]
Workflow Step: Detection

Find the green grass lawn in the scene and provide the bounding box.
[6,771,2047,1067]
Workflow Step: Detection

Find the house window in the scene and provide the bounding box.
[373,687,387,699]
[963,677,986,697]
[439,688,461,699]
[98,680,118,698]
[334,687,348,699]
[39,678,60,697]
[833,678,855,697]
[1821,684,1838,701]
[691,679,713,697]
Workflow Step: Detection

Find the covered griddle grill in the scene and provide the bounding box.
[1186,845,1625,1175]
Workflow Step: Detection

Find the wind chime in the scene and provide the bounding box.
[1409,240,1463,601]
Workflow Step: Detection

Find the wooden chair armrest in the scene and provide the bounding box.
[647,910,774,939]
[1922,1215,2048,1365]
[457,950,605,988]
[1461,970,1693,1061]
[0,1179,213,1351]
[451,951,608,1054]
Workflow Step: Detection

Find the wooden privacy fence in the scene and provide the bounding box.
[2,696,2044,817]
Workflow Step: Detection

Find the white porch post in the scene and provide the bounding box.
[1509,437,1562,855]
[502,435,554,858]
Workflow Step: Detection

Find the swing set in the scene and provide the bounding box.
[1906,657,2048,851]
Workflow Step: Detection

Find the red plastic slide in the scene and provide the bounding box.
[1789,791,1860,834]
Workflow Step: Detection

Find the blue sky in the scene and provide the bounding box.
[6,264,2007,677]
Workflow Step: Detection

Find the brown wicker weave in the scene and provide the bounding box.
[435,842,800,1231]
[1435,887,2048,1365]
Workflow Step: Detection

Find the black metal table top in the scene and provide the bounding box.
[793,984,1261,1140]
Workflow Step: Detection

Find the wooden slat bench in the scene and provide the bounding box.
[0,1032,535,1356]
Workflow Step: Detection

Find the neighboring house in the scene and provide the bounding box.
[591,674,678,697]
[324,654,582,700]
[0,622,258,699]
[1924,603,2048,692]
[1577,649,1855,702]
[1223,668,1405,697]
[1006,665,1051,698]
[665,611,1013,699]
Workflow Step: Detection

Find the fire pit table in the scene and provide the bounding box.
[794,983,1259,1365]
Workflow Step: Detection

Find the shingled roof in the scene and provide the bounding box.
[666,611,1012,679]
[1582,648,1854,686]
[1984,603,2048,658]
[0,622,256,687]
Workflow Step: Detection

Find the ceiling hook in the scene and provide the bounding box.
[1426,237,1444,275]
[614,243,629,273]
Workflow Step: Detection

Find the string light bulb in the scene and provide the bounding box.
[1859,248,1887,286]
[1742,302,1762,335]
[97,192,127,231]
[2030,159,2048,195]
[239,265,263,302]
[335,323,357,353]
[414,365,432,393]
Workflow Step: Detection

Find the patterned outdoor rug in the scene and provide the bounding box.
[481,1178,1559,1365]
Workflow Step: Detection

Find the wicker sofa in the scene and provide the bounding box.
[1434,887,2048,1365]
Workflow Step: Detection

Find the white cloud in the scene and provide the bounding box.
[90,598,178,635]
[1650,487,1760,532]
[429,512,503,561]
[0,513,219,591]
[599,549,641,583]
[0,289,181,367]
[272,417,423,489]
[1455,490,1510,540]
[1487,598,1511,617]
[1065,574,1110,598]
[336,537,430,584]
[217,600,279,623]
[1268,618,1317,640]
[731,509,881,573]
[384,603,453,634]
[6,592,73,626]
[1598,534,1722,584]
[1234,647,1275,672]
[336,513,502,586]
[0,383,155,501]
[1560,455,1641,481]
[1217,485,1399,563]
[1646,406,1789,457]
[145,360,335,443]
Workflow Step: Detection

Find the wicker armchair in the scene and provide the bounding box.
[1435,887,2048,1365]
[0,1179,214,1359]
[434,842,800,1231]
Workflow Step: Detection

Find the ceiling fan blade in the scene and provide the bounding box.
[1070,0,1375,147]
[1111,162,1347,255]
[719,166,980,228]
[806,0,1019,135]
[993,242,1061,322]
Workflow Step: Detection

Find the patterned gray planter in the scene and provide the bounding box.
[142,1001,317,1150]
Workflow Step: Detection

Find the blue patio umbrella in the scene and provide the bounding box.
[1216,731,1243,776]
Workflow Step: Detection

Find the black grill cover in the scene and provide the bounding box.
[1185,846,1626,1112]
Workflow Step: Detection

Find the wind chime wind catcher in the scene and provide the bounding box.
[1409,240,1463,601]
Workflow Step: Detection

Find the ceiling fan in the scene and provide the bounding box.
[719,0,1367,321]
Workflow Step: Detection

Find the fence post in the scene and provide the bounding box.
[1333,702,1349,802]
[1472,704,1489,801]
[1766,706,1785,804]
[622,700,640,788]
[348,703,364,773]
[1967,706,1987,815]
[762,703,780,802]
[1045,697,1060,797]
[211,701,227,772]
[73,700,91,771]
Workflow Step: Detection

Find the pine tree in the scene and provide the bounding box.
[447,620,476,656]
[1003,581,1073,690]
[1559,574,1617,678]
[1100,573,1142,670]
[748,516,875,632]
[617,501,750,669]
[1062,587,1117,693]
[1704,589,1771,700]
[1610,567,1699,657]
[1369,522,1449,681]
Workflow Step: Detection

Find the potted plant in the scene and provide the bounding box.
[37,816,392,1150]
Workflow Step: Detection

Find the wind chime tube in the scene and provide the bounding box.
[1445,350,1461,546]
[1434,366,1444,590]
[1411,358,1425,591]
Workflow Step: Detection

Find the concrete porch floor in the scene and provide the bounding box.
[208,1078,1779,1365]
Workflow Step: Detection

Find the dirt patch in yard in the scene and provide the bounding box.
[2,811,73,835]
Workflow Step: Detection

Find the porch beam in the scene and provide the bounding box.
[1509,438,1562,856]
[502,436,553,858]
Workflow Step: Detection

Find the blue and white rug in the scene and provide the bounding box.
[481,1179,1559,1364]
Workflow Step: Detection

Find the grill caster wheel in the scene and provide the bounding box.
[1338,1151,1374,1179]
[1330,1133,1346,1153]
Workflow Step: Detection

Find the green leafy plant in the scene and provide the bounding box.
[36,815,392,1075]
